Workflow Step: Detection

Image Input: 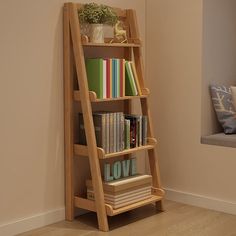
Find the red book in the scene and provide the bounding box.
[120,59,125,97]
[106,59,111,98]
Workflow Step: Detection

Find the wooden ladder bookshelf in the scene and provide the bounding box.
[63,2,165,232]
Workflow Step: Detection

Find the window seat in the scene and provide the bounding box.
[201,133,236,148]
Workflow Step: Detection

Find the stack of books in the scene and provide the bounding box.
[86,174,152,209]
[125,61,142,96]
[78,113,148,153]
[85,58,141,99]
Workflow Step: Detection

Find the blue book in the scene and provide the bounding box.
[116,59,120,97]
[112,59,116,97]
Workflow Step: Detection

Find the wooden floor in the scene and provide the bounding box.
[18,200,236,236]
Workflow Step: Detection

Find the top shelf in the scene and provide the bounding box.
[82,42,141,48]
[81,37,142,48]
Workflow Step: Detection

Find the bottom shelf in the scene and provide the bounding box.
[74,194,163,216]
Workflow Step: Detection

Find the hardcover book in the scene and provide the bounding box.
[78,112,107,152]
[125,61,138,96]
[85,58,103,99]
[86,174,152,193]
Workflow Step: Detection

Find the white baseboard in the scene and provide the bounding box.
[0,208,65,236]
[164,187,236,215]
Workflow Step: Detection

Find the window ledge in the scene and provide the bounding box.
[201,133,236,148]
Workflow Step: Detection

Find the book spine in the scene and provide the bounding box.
[130,61,142,95]
[106,59,110,98]
[113,112,117,152]
[123,59,125,96]
[132,117,136,148]
[125,116,135,148]
[112,59,116,98]
[139,115,142,146]
[105,113,110,153]
[142,116,148,145]
[117,59,120,97]
[109,113,114,153]
[92,114,103,148]
[120,59,123,97]
[99,59,103,98]
[125,61,135,96]
[110,59,113,98]
[125,119,130,149]
[113,59,117,98]
[116,112,120,152]
[128,62,138,95]
[120,113,125,151]
[103,60,106,98]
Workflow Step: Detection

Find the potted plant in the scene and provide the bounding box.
[78,3,118,43]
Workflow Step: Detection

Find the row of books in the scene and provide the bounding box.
[86,174,152,209]
[85,58,141,99]
[78,112,148,154]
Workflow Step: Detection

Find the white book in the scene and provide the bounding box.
[111,194,151,209]
[87,191,151,209]
[87,186,151,202]
[103,60,107,98]
[105,192,151,205]
[128,62,138,95]
[109,113,114,153]
[120,113,125,151]
[116,112,120,152]
[113,112,117,152]
[105,113,109,153]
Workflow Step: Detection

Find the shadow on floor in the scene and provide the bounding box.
[75,204,162,231]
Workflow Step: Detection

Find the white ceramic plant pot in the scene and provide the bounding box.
[90,24,104,43]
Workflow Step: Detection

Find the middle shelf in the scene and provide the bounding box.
[74,137,157,159]
[74,88,150,103]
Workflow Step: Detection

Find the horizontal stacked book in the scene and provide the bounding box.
[85,58,141,99]
[86,174,152,209]
[78,112,148,153]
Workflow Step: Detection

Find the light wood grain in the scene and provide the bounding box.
[74,137,157,159]
[64,2,164,231]
[73,90,149,102]
[82,42,140,48]
[68,3,109,231]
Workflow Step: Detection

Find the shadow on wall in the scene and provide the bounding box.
[44,6,64,210]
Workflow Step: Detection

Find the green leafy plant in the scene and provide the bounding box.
[78,3,118,25]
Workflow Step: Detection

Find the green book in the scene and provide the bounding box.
[125,61,137,96]
[85,58,103,99]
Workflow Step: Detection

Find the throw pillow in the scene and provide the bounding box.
[210,85,236,134]
[230,86,236,109]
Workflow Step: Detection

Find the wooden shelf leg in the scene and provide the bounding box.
[127,8,164,212]
[68,3,109,231]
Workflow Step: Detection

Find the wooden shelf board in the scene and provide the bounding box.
[106,195,163,216]
[74,89,149,102]
[74,138,157,159]
[74,195,163,216]
[82,42,141,48]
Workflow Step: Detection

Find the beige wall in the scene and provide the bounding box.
[202,0,236,135]
[0,0,146,226]
[147,0,236,202]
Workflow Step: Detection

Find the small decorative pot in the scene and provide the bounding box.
[90,24,104,43]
